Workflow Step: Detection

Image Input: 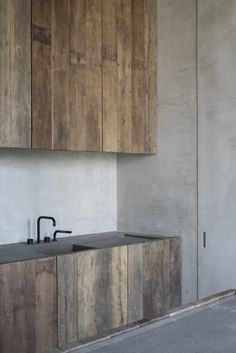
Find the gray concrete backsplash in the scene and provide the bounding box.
[0,149,117,245]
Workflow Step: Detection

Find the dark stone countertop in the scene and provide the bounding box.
[0,231,178,264]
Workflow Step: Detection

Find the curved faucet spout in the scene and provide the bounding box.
[37,216,56,243]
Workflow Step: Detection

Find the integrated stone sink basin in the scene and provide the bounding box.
[37,243,95,256]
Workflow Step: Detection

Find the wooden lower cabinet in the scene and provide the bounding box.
[0,238,181,352]
[57,238,181,349]
[57,246,128,348]
[0,257,57,353]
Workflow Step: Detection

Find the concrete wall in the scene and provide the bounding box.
[198,0,236,297]
[0,149,116,245]
[117,0,198,304]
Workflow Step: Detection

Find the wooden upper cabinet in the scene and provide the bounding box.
[103,0,157,154]
[0,0,31,148]
[0,0,156,153]
[32,0,103,151]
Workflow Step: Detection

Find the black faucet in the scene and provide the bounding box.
[53,230,72,241]
[37,216,56,243]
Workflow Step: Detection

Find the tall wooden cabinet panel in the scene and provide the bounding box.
[57,247,127,348]
[32,0,103,151]
[0,0,31,148]
[0,257,57,353]
[102,0,157,153]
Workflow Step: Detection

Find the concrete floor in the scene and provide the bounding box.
[75,296,236,353]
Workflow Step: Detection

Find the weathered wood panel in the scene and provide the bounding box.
[32,0,52,149]
[169,238,182,308]
[0,0,31,148]
[131,0,145,153]
[58,254,78,348]
[127,244,143,323]
[102,0,118,152]
[58,247,127,347]
[143,239,171,319]
[0,0,11,147]
[144,0,157,153]
[68,0,102,151]
[10,0,31,148]
[0,258,57,353]
[117,0,132,152]
[52,0,70,150]
[102,0,157,153]
[111,246,128,327]
[32,0,102,151]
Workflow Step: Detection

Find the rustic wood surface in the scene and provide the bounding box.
[127,243,144,323]
[102,0,157,153]
[58,246,128,347]
[143,238,181,319]
[32,0,102,151]
[0,0,10,147]
[32,0,52,149]
[0,257,57,353]
[58,238,180,346]
[102,0,118,152]
[0,0,31,148]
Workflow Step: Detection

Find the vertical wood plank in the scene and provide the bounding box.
[143,240,170,319]
[0,258,57,353]
[10,0,31,148]
[0,0,11,147]
[127,244,143,323]
[144,0,157,153]
[32,0,52,149]
[52,0,70,150]
[69,0,102,151]
[58,254,78,348]
[117,0,132,152]
[102,0,118,152]
[169,238,182,308]
[111,246,128,327]
[35,258,57,353]
[76,251,95,341]
[131,0,146,153]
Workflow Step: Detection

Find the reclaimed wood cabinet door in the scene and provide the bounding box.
[102,0,157,153]
[0,257,57,353]
[0,0,31,148]
[127,238,181,322]
[32,0,103,151]
[57,247,127,348]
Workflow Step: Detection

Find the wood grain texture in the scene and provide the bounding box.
[111,245,128,327]
[68,0,102,151]
[58,247,128,347]
[102,0,118,152]
[52,0,70,150]
[32,0,52,149]
[131,0,145,153]
[144,0,157,153]
[0,0,11,147]
[143,239,171,319]
[58,254,78,348]
[169,238,182,308]
[32,0,102,151]
[102,0,157,153]
[127,244,143,323]
[117,0,132,152]
[0,0,31,148]
[10,0,31,148]
[0,258,57,353]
